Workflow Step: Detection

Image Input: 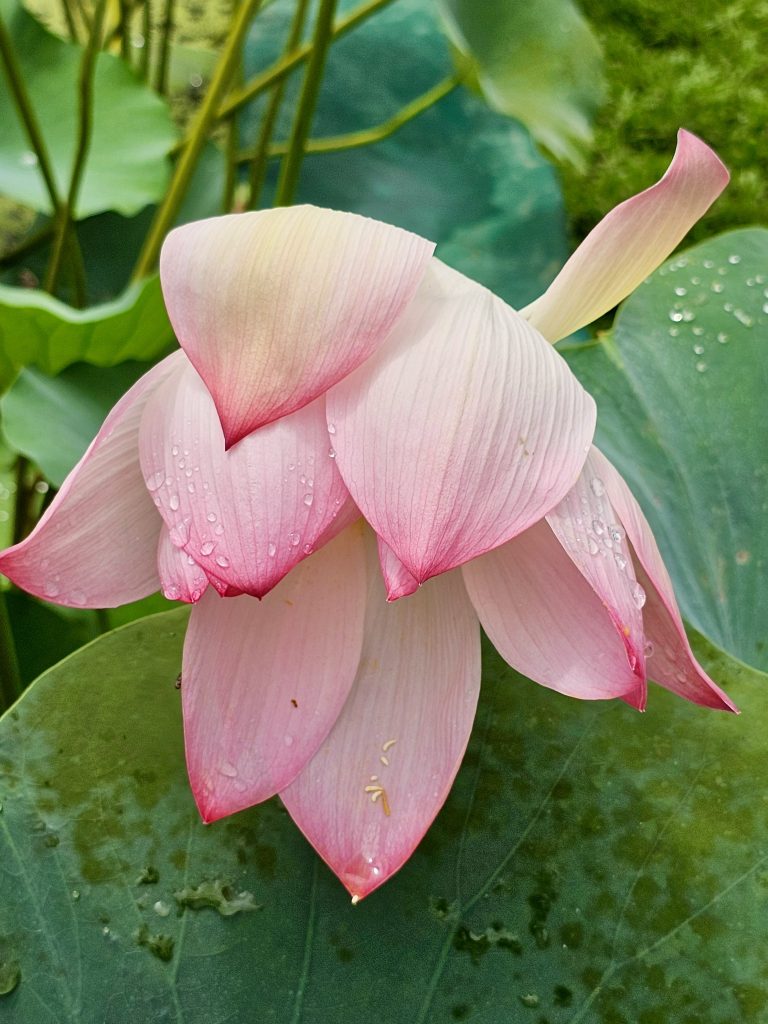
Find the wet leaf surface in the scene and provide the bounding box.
[1,610,766,1022]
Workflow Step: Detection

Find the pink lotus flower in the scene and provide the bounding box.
[0,130,733,901]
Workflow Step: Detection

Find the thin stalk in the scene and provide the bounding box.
[11,457,30,546]
[218,0,395,121]
[274,0,339,206]
[72,0,92,36]
[139,0,151,80]
[44,0,107,298]
[247,0,310,209]
[118,0,131,60]
[0,590,23,711]
[259,72,461,160]
[223,110,239,212]
[131,0,264,281]
[0,14,64,214]
[155,0,175,95]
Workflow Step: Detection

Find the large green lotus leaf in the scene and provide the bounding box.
[1,610,767,1021]
[0,360,151,487]
[0,0,175,217]
[0,277,173,390]
[245,0,570,308]
[437,0,604,165]
[565,228,768,672]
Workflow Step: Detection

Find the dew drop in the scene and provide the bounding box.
[695,361,707,373]
[303,493,314,507]
[717,332,729,344]
[327,422,337,435]
[171,445,179,457]
[592,518,605,536]
[590,477,605,497]
[20,150,38,167]
[214,524,224,535]
[215,555,230,569]
[631,581,647,609]
[219,761,238,778]
[674,286,687,297]
[289,532,301,547]
[693,343,705,356]
[153,900,171,917]
[200,541,215,556]
[328,447,336,459]
[710,281,724,293]
[186,482,195,494]
[613,553,627,571]
[692,326,704,337]
[164,584,181,601]
[302,543,313,555]
[169,494,180,511]
[207,512,217,523]
[267,542,277,557]
[728,253,741,264]
[644,640,655,658]
[145,470,166,492]
[668,310,684,323]
[44,580,60,598]
[587,537,600,556]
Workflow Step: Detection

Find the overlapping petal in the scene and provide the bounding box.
[0,353,184,607]
[521,130,729,342]
[160,205,435,447]
[138,359,355,599]
[182,523,368,822]
[327,260,596,583]
[282,534,481,901]
[377,536,419,600]
[592,449,737,711]
[156,528,210,603]
[462,519,645,703]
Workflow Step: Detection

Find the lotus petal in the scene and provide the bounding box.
[327,260,596,581]
[182,523,368,822]
[160,206,435,447]
[521,130,729,342]
[0,353,184,607]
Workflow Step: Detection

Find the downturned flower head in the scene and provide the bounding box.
[0,130,733,901]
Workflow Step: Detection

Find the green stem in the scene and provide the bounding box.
[0,589,23,712]
[155,0,175,95]
[11,456,30,546]
[59,0,79,41]
[259,72,461,160]
[118,0,131,60]
[0,13,64,215]
[274,0,339,206]
[217,0,395,121]
[44,0,106,299]
[131,0,264,281]
[139,0,151,80]
[248,0,310,209]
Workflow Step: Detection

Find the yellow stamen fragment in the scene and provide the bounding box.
[382,739,397,752]
[351,894,360,906]
[380,755,390,766]
[364,785,381,794]
[380,790,391,817]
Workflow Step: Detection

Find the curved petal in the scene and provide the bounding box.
[327,260,596,582]
[521,130,730,342]
[544,448,648,688]
[160,206,435,447]
[377,536,419,600]
[593,449,736,711]
[463,519,645,704]
[139,360,355,599]
[156,528,210,603]
[0,353,184,607]
[281,535,481,901]
[182,523,367,822]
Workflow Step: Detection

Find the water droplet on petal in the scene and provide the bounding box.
[145,470,165,492]
[219,761,238,778]
[200,541,215,556]
[267,542,277,558]
[215,555,230,568]
[590,477,605,497]
[327,422,336,435]
[169,494,180,511]
[303,493,313,507]
[631,581,646,608]
[644,640,655,658]
[328,447,336,459]
[289,532,300,547]
[207,512,217,523]
[587,537,600,556]
[613,553,627,572]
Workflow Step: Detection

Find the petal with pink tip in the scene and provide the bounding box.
[156,528,209,603]
[377,536,419,600]
[160,206,435,447]
[182,523,367,822]
[544,448,648,684]
[0,353,184,607]
[463,519,645,704]
[521,131,729,342]
[281,535,481,901]
[327,259,596,582]
[593,449,736,711]
[139,361,354,599]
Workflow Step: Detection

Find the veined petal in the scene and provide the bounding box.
[463,519,645,704]
[156,528,209,603]
[327,260,596,582]
[0,353,184,607]
[182,523,367,822]
[139,361,354,599]
[377,536,419,600]
[281,534,481,901]
[521,130,729,342]
[545,448,648,688]
[160,206,435,447]
[593,448,736,711]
